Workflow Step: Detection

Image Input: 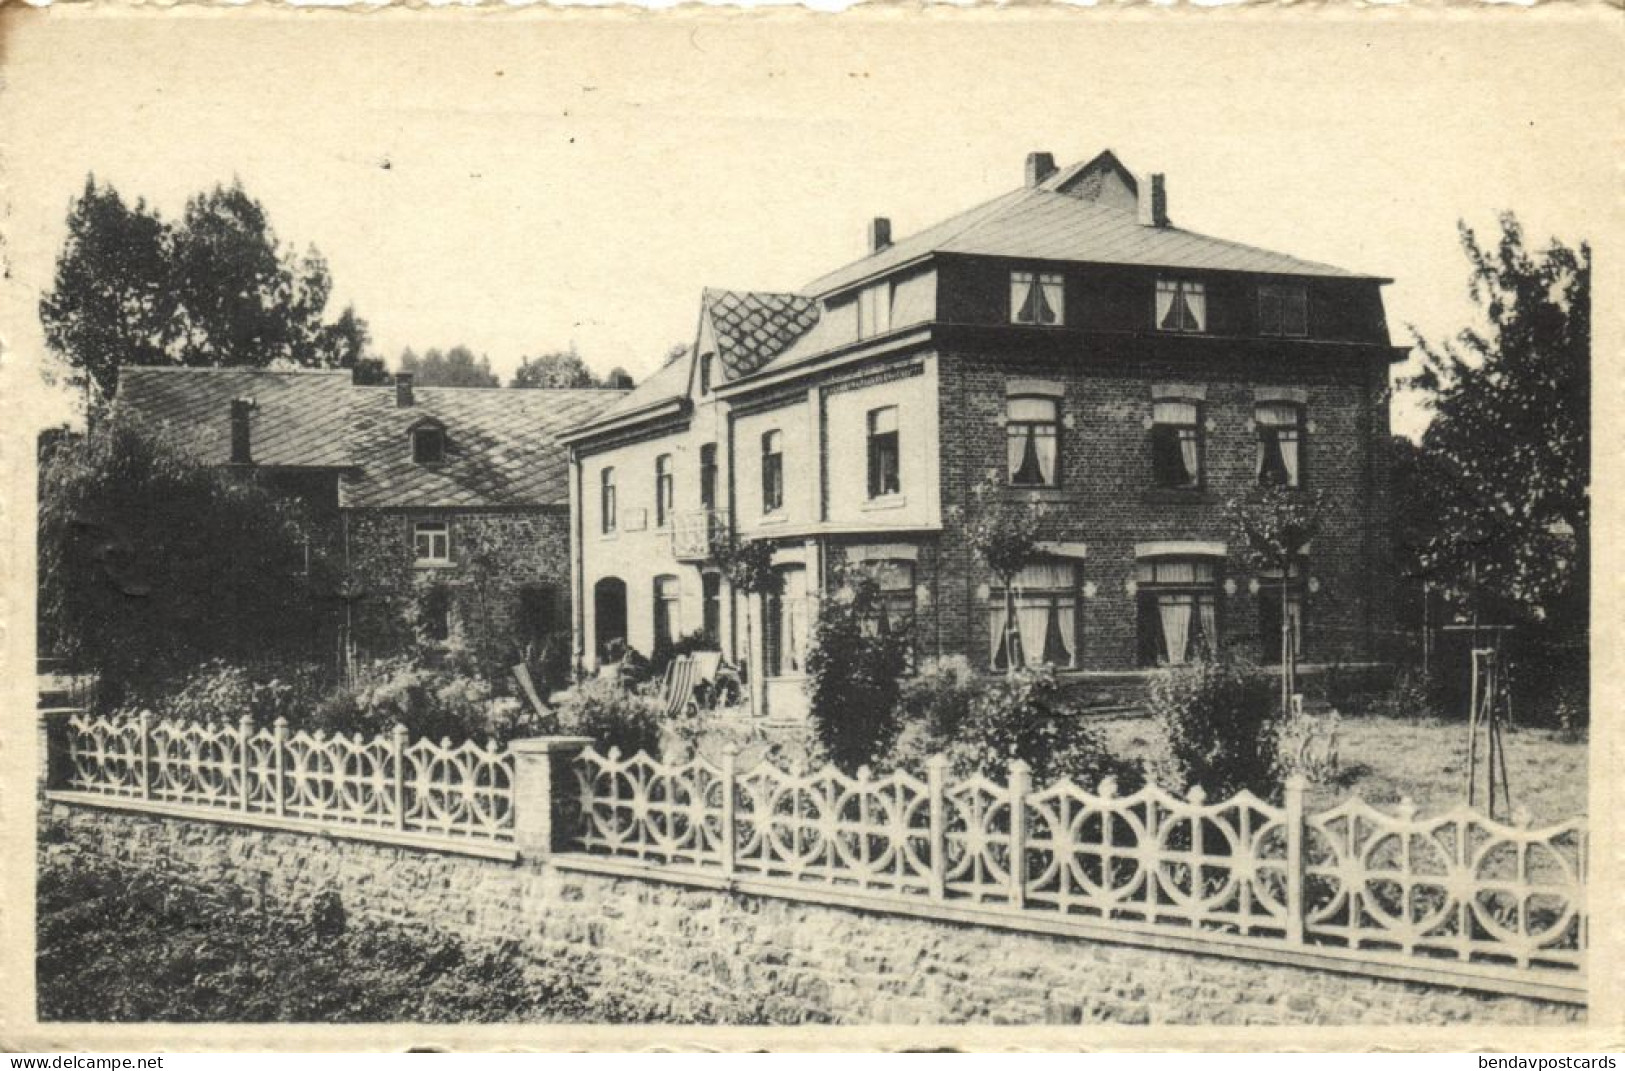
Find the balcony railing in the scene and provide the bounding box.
[670,507,731,560]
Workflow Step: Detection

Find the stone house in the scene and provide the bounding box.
[113,366,625,677]
[561,150,1407,719]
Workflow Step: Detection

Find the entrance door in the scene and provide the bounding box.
[593,577,627,660]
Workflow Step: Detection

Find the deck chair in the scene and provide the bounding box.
[661,655,703,718]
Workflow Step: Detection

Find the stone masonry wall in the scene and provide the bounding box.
[345,507,572,675]
[43,805,1580,1027]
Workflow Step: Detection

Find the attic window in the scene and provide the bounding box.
[1156,279,1207,333]
[413,426,446,465]
[699,353,714,395]
[1258,283,1308,337]
[1011,272,1064,326]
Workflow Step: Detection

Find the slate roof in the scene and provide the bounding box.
[114,367,355,468]
[113,367,625,508]
[703,288,821,381]
[804,154,1374,296]
[582,288,822,429]
[344,385,620,509]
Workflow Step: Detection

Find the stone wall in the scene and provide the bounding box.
[345,507,572,678]
[43,804,1581,1027]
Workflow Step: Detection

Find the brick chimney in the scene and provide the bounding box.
[868,216,892,253]
[1025,151,1057,188]
[1138,172,1169,227]
[229,397,256,465]
[396,372,414,408]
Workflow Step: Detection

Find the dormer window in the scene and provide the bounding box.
[1156,279,1207,333]
[1258,283,1308,337]
[1011,271,1064,326]
[857,281,892,339]
[411,422,446,465]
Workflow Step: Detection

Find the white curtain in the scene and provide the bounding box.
[1053,598,1077,665]
[1014,562,1074,589]
[1007,430,1029,482]
[1156,282,1178,330]
[1182,283,1207,331]
[1039,274,1064,325]
[1198,597,1218,655]
[1179,432,1199,483]
[1015,602,1049,668]
[1033,430,1056,484]
[989,604,1013,664]
[1159,597,1193,665]
[1279,435,1300,486]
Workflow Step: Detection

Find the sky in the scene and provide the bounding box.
[2,7,1617,439]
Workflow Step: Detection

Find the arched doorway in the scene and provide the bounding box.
[593,577,627,659]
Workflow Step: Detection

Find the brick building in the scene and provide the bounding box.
[562,150,1406,719]
[113,366,625,676]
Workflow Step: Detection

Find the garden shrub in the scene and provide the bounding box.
[545,676,663,758]
[1145,656,1282,799]
[889,658,1141,790]
[805,577,910,774]
[133,659,328,728]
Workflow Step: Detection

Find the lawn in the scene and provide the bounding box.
[1093,713,1588,824]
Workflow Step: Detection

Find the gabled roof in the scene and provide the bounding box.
[344,385,621,509]
[113,366,626,508]
[804,151,1376,296]
[577,288,822,432]
[701,288,821,381]
[114,366,355,468]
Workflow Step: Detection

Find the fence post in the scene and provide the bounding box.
[1284,773,1307,945]
[720,743,738,876]
[237,715,254,813]
[273,717,289,818]
[392,723,410,831]
[509,736,595,858]
[926,753,948,901]
[137,710,152,800]
[1008,759,1031,909]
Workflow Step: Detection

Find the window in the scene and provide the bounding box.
[1011,271,1064,326]
[699,443,718,510]
[1156,279,1207,333]
[1256,402,1305,488]
[413,520,450,565]
[655,454,674,527]
[761,430,784,513]
[867,406,901,498]
[600,467,617,534]
[989,561,1078,670]
[412,427,445,465]
[420,583,452,643]
[1257,560,1306,663]
[1151,400,1202,488]
[852,559,915,639]
[1136,558,1221,666]
[653,575,681,651]
[764,565,808,677]
[1007,396,1060,487]
[1258,283,1308,337]
[699,353,714,395]
[857,282,892,339]
[701,572,722,647]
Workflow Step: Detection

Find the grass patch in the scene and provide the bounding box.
[1095,714,1587,822]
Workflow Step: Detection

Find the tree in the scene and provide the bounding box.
[40,176,375,407]
[510,347,635,390]
[38,422,323,706]
[805,575,910,774]
[397,346,499,388]
[511,348,597,389]
[1406,213,1589,632]
[958,477,1051,675]
[1226,484,1326,713]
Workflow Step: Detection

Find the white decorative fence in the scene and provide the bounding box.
[54,712,515,849]
[571,746,1587,995]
